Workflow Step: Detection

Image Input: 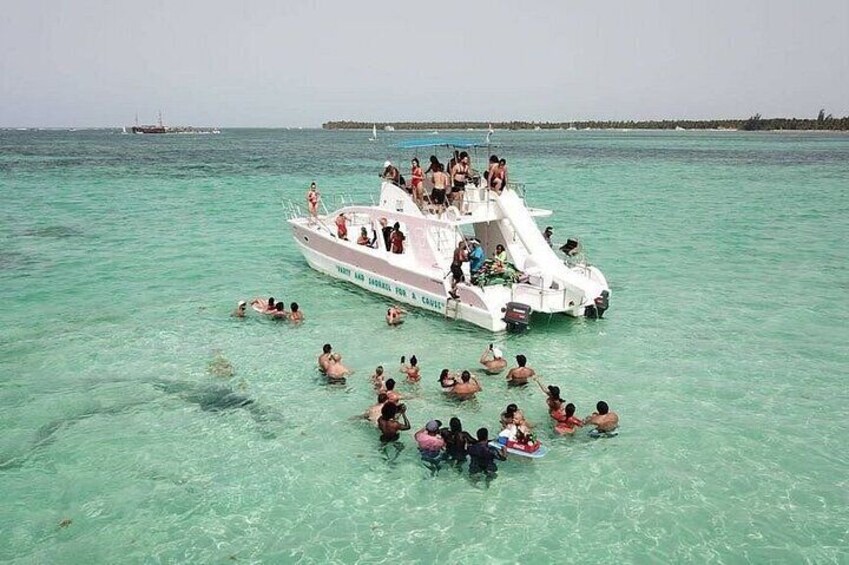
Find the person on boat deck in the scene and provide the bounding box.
[438,368,459,392]
[379,217,393,250]
[583,401,619,433]
[399,355,421,383]
[386,305,405,325]
[410,158,425,206]
[489,158,507,193]
[484,154,499,184]
[552,403,584,435]
[390,222,406,254]
[232,300,247,318]
[306,181,320,219]
[543,226,553,247]
[450,370,481,400]
[363,393,389,427]
[498,158,509,187]
[449,241,468,299]
[325,352,350,382]
[440,417,476,466]
[318,343,333,373]
[288,302,304,323]
[492,244,508,274]
[371,365,387,393]
[357,226,371,246]
[335,212,348,240]
[451,152,471,211]
[479,344,507,374]
[377,401,410,443]
[467,427,507,481]
[415,420,446,469]
[430,163,450,212]
[468,239,485,279]
[382,160,401,186]
[424,154,441,177]
[271,302,288,320]
[506,354,535,386]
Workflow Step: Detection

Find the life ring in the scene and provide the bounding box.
[444,206,461,222]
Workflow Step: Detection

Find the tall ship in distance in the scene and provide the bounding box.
[129,112,220,135]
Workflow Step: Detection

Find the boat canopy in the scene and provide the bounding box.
[395,138,492,150]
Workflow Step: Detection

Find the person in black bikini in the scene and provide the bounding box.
[451,152,470,211]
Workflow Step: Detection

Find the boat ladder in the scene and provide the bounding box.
[445,297,460,320]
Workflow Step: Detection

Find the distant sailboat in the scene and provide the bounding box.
[485,123,494,144]
[368,124,377,142]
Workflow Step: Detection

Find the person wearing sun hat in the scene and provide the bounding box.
[479,343,507,374]
[232,300,247,318]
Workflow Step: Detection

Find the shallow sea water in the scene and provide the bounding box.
[1,129,847,563]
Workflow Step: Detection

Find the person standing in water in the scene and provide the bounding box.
[232,300,247,318]
[450,370,481,400]
[583,401,619,433]
[467,427,507,483]
[506,354,535,386]
[479,344,507,374]
[399,355,421,383]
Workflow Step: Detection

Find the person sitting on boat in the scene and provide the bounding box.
[449,370,481,400]
[467,239,485,281]
[325,352,350,382]
[467,427,507,481]
[438,368,458,392]
[306,181,320,220]
[390,222,405,254]
[231,300,247,318]
[386,305,405,325]
[318,343,333,373]
[449,241,468,299]
[583,401,619,433]
[450,152,470,211]
[492,244,508,274]
[430,163,450,212]
[479,344,506,374]
[288,302,304,323]
[484,155,499,185]
[357,226,371,246]
[506,354,535,386]
[410,158,425,206]
[335,212,348,240]
[399,355,421,383]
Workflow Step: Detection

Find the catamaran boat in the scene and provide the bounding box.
[287,139,610,332]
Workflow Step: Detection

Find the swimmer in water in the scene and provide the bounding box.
[371,365,386,393]
[232,300,247,318]
[415,419,446,473]
[399,355,421,383]
[386,305,406,325]
[438,368,458,392]
[325,353,350,382]
[450,370,481,400]
[506,354,535,386]
[318,343,332,373]
[271,302,288,320]
[363,393,389,427]
[467,427,506,482]
[553,403,583,435]
[479,343,507,374]
[383,378,403,404]
[583,401,619,433]
[250,296,276,313]
[377,402,410,443]
[288,302,304,323]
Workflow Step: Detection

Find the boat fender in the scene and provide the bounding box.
[444,206,461,222]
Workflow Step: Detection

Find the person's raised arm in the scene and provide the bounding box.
[534,377,549,396]
[398,411,411,431]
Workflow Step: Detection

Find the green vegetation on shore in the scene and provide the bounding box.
[324,111,849,131]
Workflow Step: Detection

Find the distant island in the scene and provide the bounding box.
[324,111,848,132]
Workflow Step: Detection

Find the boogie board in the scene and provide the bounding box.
[488,441,549,459]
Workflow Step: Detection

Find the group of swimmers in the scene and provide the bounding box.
[231,296,304,323]
[317,340,619,481]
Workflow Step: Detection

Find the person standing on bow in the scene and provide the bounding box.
[306,181,320,221]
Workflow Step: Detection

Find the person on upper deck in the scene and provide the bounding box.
[306,181,320,220]
[390,222,406,254]
[424,155,441,178]
[489,158,507,193]
[451,152,471,211]
[484,155,499,184]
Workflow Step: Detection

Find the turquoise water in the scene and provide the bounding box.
[1,129,847,563]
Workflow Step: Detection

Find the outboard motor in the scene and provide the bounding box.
[584,290,610,319]
[560,238,582,257]
[503,302,533,332]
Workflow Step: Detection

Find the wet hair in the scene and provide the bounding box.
[449,417,462,433]
[290,302,299,312]
[461,370,471,383]
[459,151,469,159]
[393,222,400,230]
[310,181,316,188]
[376,365,384,375]
[499,158,506,166]
[516,354,527,367]
[409,355,417,366]
[596,401,609,415]
[489,155,499,163]
[436,163,443,172]
[268,297,275,307]
[505,403,518,416]
[548,385,562,401]
[385,378,396,391]
[429,155,439,165]
[381,402,398,419]
[438,369,449,384]
[476,427,489,441]
[323,343,332,353]
[276,302,286,311]
[565,403,576,417]
[377,393,388,403]
[411,157,419,167]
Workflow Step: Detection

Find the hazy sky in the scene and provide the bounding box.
[2,0,847,127]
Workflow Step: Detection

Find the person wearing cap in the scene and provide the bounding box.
[479,344,507,374]
[415,419,446,472]
[231,300,247,318]
[382,161,400,185]
[543,226,553,247]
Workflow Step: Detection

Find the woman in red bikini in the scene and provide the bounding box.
[410,158,424,206]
